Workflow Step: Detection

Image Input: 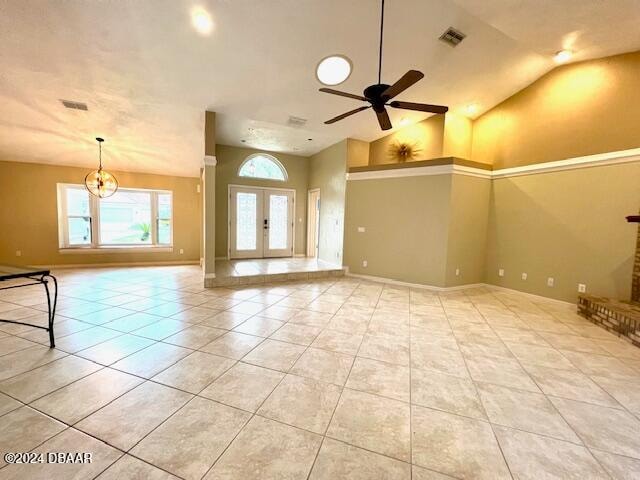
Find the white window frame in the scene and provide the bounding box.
[238,153,288,181]
[57,183,174,253]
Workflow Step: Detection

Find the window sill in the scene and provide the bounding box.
[59,246,173,254]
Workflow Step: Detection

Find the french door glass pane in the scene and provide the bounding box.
[269,195,288,250]
[236,192,257,250]
[99,191,152,244]
[68,217,91,245]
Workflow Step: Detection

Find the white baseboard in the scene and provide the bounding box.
[204,272,216,279]
[345,271,485,292]
[35,260,201,269]
[486,284,573,305]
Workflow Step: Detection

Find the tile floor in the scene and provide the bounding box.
[0,265,639,479]
[214,257,342,278]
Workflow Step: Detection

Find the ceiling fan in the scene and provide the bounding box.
[320,0,448,131]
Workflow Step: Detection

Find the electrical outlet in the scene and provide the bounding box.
[362,260,368,268]
[357,226,366,233]
[455,268,460,276]
[547,277,555,287]
[498,269,505,277]
[521,272,527,280]
[15,250,21,257]
[578,283,586,293]
[179,248,184,254]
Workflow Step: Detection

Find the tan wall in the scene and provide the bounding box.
[344,174,452,287]
[368,114,445,165]
[309,140,347,265]
[445,175,491,286]
[346,138,370,168]
[0,160,201,266]
[214,145,309,257]
[472,51,640,169]
[485,162,640,302]
[443,113,473,160]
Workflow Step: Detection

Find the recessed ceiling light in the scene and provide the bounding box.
[316,55,352,86]
[191,6,213,36]
[554,49,572,64]
[464,104,479,116]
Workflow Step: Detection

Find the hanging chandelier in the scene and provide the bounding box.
[85,137,118,198]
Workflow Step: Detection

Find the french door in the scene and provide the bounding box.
[229,186,294,259]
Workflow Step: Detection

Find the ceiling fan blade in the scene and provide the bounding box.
[324,106,370,124]
[389,100,448,114]
[376,108,392,130]
[319,88,367,101]
[381,70,424,100]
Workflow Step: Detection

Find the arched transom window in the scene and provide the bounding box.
[238,154,287,181]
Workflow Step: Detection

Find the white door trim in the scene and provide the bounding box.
[227,184,296,259]
[307,188,320,258]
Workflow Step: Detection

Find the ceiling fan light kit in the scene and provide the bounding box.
[320,0,448,131]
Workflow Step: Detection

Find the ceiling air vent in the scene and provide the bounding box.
[439,27,466,47]
[60,99,88,111]
[287,115,307,127]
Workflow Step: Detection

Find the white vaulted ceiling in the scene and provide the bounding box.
[1,0,639,176]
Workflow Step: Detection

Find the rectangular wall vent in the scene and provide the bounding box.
[60,99,88,111]
[439,27,466,47]
[287,115,307,127]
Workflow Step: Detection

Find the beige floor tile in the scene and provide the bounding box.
[153,351,236,393]
[465,355,540,392]
[411,344,468,378]
[75,334,155,365]
[358,334,410,366]
[476,382,580,443]
[346,357,409,402]
[54,326,122,353]
[199,331,263,359]
[412,405,511,480]
[228,301,265,315]
[311,330,363,355]
[327,388,410,461]
[233,316,285,337]
[71,306,135,325]
[289,309,334,328]
[0,406,66,466]
[291,348,354,386]
[411,368,485,419]
[131,319,188,340]
[506,342,575,369]
[0,336,38,356]
[258,374,341,434]
[0,355,101,403]
[198,311,251,329]
[31,368,143,424]
[591,375,640,415]
[412,466,458,479]
[242,339,305,372]
[97,454,180,479]
[131,397,250,480]
[590,449,640,480]
[102,312,164,333]
[538,332,609,354]
[260,305,300,321]
[162,325,226,349]
[550,396,640,458]
[0,428,122,480]
[110,342,191,378]
[76,381,192,450]
[0,345,67,381]
[560,350,640,379]
[492,327,550,347]
[200,362,284,412]
[203,415,322,480]
[494,425,609,479]
[269,323,322,346]
[523,363,620,408]
[309,438,410,480]
[0,392,22,416]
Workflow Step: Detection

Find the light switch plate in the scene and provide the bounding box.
[357,226,365,233]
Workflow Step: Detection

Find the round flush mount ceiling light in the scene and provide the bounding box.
[85,138,118,198]
[554,49,572,64]
[316,55,352,86]
[191,6,213,36]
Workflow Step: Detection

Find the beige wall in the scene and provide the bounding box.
[485,162,640,302]
[445,175,491,286]
[214,145,309,257]
[443,113,473,160]
[472,51,640,169]
[0,160,201,266]
[344,174,453,287]
[368,114,445,165]
[309,140,347,265]
[346,138,370,168]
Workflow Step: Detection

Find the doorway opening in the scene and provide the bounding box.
[307,189,320,258]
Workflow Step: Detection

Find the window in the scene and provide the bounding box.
[238,154,287,181]
[57,184,172,249]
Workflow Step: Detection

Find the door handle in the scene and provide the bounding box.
[264,218,268,230]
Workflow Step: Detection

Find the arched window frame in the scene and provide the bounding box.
[237,153,288,182]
